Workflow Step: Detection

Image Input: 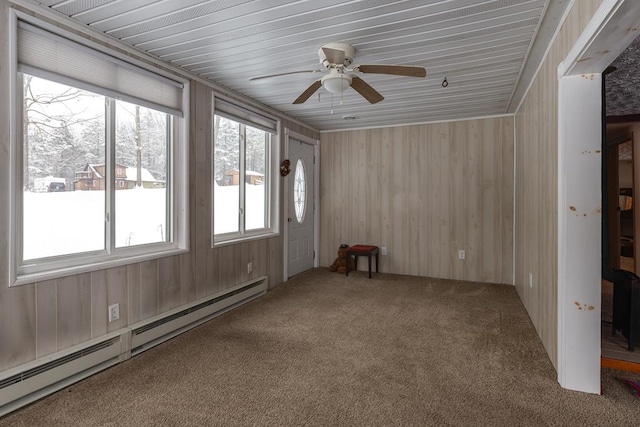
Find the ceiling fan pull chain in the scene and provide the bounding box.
[331,92,334,115]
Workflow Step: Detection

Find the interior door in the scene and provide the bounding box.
[287,138,315,278]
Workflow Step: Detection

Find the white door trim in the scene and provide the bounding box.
[283,128,320,281]
[557,0,640,394]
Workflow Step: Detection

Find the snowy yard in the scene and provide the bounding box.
[23,188,167,260]
[214,183,266,234]
[23,183,266,260]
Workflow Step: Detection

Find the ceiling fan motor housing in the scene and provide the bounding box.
[321,69,353,93]
[318,42,355,68]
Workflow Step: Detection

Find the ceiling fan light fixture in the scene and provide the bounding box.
[255,43,425,105]
[321,72,352,94]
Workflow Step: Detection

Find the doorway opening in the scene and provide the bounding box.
[601,40,640,361]
[557,0,640,393]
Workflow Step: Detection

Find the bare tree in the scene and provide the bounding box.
[23,74,101,187]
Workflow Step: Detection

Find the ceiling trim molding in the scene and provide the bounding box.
[319,113,515,133]
[509,0,575,114]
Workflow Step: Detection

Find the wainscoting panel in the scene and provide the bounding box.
[139,259,159,321]
[56,274,91,351]
[158,257,181,314]
[127,263,142,325]
[35,280,58,358]
[320,117,514,285]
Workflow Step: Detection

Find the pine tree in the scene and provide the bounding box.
[214,116,241,184]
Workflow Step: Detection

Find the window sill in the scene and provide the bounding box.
[12,247,189,287]
[213,230,280,248]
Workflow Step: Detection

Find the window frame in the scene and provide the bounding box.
[212,95,280,246]
[9,12,190,287]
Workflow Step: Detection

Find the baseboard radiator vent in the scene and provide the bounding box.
[130,276,268,355]
[0,333,127,417]
[0,275,268,417]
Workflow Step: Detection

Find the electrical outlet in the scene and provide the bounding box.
[529,273,533,288]
[247,262,252,274]
[458,250,465,260]
[381,246,388,256]
[108,303,120,323]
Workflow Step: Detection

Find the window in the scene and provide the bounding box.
[213,97,279,243]
[12,16,188,284]
[293,159,306,223]
[115,101,169,248]
[22,77,106,260]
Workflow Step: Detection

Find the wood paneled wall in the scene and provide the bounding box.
[514,0,604,369]
[0,0,318,373]
[320,117,514,284]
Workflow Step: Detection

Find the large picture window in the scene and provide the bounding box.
[22,76,107,260]
[13,16,188,284]
[213,98,278,243]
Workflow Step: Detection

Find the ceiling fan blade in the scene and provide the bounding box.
[357,64,427,78]
[350,76,384,104]
[293,80,322,104]
[322,47,345,65]
[250,70,320,81]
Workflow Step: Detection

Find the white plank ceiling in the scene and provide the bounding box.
[25,0,568,131]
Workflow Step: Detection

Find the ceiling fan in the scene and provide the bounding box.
[249,43,427,105]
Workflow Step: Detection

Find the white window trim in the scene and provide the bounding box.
[9,12,190,287]
[211,94,280,247]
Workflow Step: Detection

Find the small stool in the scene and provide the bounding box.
[346,245,379,278]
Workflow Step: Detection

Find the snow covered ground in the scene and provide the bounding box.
[23,183,266,260]
[23,188,167,260]
[213,183,266,234]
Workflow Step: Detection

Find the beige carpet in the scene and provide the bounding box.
[2,269,640,426]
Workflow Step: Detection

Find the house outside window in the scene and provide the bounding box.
[213,97,279,244]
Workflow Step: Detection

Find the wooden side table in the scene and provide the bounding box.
[346,245,379,278]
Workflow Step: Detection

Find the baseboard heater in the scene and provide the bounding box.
[0,275,268,417]
[129,276,268,355]
[0,333,126,417]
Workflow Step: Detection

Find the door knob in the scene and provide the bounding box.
[288,218,292,222]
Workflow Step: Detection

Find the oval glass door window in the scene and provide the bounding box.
[294,159,306,223]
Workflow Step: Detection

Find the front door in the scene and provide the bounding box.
[287,138,315,277]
